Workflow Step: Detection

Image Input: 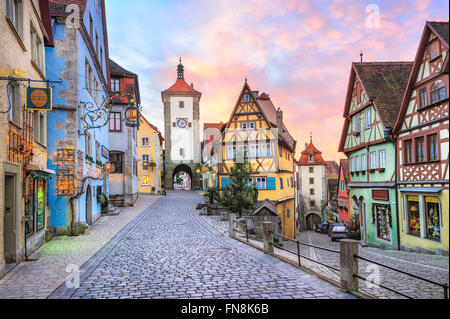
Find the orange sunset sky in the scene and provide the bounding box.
[106,0,449,163]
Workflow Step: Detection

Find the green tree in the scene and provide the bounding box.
[219,159,258,217]
[345,213,361,240]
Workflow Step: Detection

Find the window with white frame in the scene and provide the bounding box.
[6,0,23,38]
[142,154,150,169]
[241,122,248,130]
[227,146,236,159]
[365,109,371,129]
[141,137,150,146]
[255,177,267,190]
[249,122,256,129]
[85,59,93,95]
[351,157,355,172]
[250,144,260,158]
[370,151,377,169]
[244,94,250,102]
[361,153,367,171]
[33,111,45,145]
[30,23,43,71]
[260,143,271,157]
[111,78,120,93]
[354,114,361,133]
[379,150,386,169]
[7,81,21,124]
[355,155,360,171]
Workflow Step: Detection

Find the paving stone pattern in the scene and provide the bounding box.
[49,191,354,299]
[0,195,160,299]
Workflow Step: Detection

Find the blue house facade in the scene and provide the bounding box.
[46,0,111,233]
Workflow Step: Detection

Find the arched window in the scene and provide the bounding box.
[431,80,446,104]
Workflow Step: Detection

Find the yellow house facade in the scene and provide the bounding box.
[218,82,297,238]
[137,115,164,194]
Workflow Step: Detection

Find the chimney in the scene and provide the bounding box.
[276,108,283,137]
[190,82,194,89]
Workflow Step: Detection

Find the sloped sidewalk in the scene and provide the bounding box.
[0,195,160,299]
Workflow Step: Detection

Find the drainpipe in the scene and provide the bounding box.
[385,128,401,251]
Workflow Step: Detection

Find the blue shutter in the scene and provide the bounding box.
[222,177,230,188]
[267,177,276,190]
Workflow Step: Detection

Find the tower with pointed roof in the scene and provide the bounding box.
[296,136,327,230]
[161,60,202,190]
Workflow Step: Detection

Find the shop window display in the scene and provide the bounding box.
[424,196,440,241]
[375,204,391,241]
[407,196,420,236]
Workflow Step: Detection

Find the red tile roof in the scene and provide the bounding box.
[353,62,413,128]
[204,122,225,131]
[163,79,201,95]
[257,93,296,149]
[298,140,325,165]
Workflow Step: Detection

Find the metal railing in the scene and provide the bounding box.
[233,225,264,243]
[229,217,449,299]
[354,254,449,299]
[270,231,340,272]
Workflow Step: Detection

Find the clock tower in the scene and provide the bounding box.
[161,60,202,190]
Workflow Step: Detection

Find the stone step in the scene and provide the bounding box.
[103,205,122,216]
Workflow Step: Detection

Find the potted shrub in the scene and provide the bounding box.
[99,194,109,213]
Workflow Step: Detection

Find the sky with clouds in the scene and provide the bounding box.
[105,0,448,162]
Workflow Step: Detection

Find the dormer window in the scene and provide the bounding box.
[244,94,250,103]
[431,80,446,104]
[430,40,440,60]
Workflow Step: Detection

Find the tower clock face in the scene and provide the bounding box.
[176,118,189,129]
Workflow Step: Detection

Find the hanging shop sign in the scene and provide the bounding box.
[372,189,389,201]
[26,87,52,111]
[124,105,140,127]
[101,146,109,159]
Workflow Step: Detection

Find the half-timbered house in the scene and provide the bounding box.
[393,21,449,255]
[337,159,350,223]
[218,82,297,238]
[339,61,413,249]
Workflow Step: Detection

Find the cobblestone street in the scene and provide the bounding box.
[46,191,353,299]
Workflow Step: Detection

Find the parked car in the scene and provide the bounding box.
[331,224,347,241]
[314,224,322,233]
[320,221,330,234]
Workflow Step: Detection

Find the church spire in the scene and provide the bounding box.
[177,58,184,79]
